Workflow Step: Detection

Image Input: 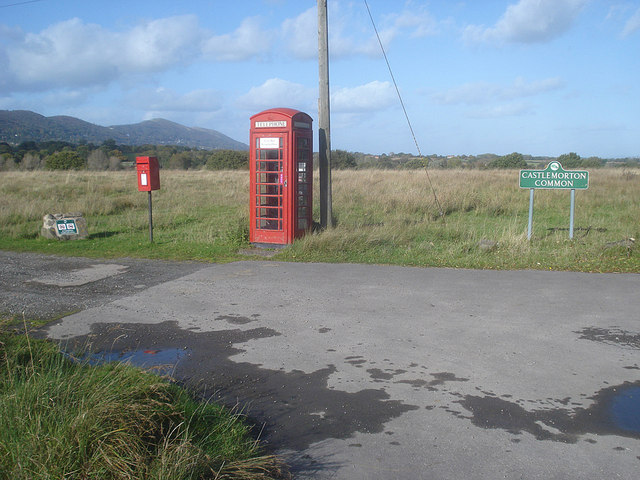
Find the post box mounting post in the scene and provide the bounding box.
[147,191,153,243]
[136,156,160,243]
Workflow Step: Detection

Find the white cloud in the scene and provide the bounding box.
[383,6,439,39]
[467,102,534,118]
[237,78,314,111]
[281,3,437,60]
[280,5,377,59]
[119,16,203,71]
[4,15,203,90]
[331,81,396,112]
[2,14,274,93]
[281,7,317,59]
[202,16,272,61]
[464,0,588,44]
[9,18,119,88]
[622,7,640,37]
[432,77,564,105]
[127,87,224,112]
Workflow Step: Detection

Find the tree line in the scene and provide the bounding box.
[0,140,637,172]
[0,140,249,171]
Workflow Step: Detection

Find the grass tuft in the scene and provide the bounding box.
[0,326,288,480]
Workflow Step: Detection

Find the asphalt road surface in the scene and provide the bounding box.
[2,251,639,479]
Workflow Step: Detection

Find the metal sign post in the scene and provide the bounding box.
[569,189,576,239]
[519,161,589,240]
[527,188,534,240]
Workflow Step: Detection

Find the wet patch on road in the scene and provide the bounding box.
[575,327,640,349]
[455,382,640,443]
[60,320,420,451]
[394,372,469,391]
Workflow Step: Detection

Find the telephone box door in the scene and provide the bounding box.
[294,132,312,235]
[251,133,288,244]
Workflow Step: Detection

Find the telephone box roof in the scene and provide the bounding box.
[251,108,309,120]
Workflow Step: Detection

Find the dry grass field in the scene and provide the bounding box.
[0,168,638,272]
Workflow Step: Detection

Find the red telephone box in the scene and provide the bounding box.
[250,108,313,245]
[136,156,160,191]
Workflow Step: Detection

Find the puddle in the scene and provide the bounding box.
[456,381,640,443]
[86,347,191,374]
[610,386,640,434]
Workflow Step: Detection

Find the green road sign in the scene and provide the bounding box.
[519,162,589,190]
[56,219,78,234]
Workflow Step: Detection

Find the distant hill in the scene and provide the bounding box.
[0,110,248,150]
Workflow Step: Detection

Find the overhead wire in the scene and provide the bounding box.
[363,0,444,219]
[0,0,45,8]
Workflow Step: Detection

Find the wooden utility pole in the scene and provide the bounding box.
[318,0,333,228]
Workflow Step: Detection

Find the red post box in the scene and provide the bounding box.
[250,108,313,245]
[136,156,160,191]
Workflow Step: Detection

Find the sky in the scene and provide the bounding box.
[0,0,638,158]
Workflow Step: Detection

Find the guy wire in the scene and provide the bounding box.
[363,0,444,219]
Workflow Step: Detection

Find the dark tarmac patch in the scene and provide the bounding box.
[0,251,208,321]
[366,368,409,381]
[60,320,419,451]
[455,382,640,443]
[215,314,259,325]
[429,372,469,385]
[575,327,640,349]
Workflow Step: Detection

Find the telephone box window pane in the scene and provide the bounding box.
[298,195,307,206]
[298,218,308,230]
[298,207,308,218]
[263,185,281,195]
[261,185,283,195]
[257,196,281,207]
[259,149,281,161]
[298,172,307,183]
[258,173,279,184]
[298,162,306,172]
[257,161,279,171]
[257,207,282,218]
[258,160,279,171]
[259,219,280,230]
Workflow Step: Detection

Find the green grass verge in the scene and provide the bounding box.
[0,320,287,480]
[0,169,638,272]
